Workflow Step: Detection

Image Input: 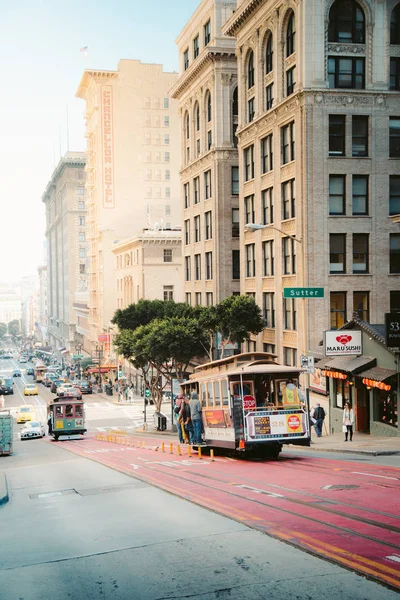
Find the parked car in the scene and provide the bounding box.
[16,405,36,423]
[77,381,93,394]
[20,421,46,440]
[24,384,39,396]
[12,369,22,377]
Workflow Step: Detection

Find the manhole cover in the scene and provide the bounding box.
[321,484,359,491]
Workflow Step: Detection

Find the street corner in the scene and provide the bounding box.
[0,470,9,506]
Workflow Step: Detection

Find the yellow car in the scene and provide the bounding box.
[16,405,36,423]
[24,384,39,396]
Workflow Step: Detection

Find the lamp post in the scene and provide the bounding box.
[95,343,103,393]
[244,222,302,243]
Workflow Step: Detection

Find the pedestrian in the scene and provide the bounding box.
[189,391,203,445]
[174,394,185,443]
[343,402,355,441]
[182,395,194,444]
[312,402,326,437]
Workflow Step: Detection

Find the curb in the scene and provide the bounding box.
[0,472,9,506]
[288,445,400,456]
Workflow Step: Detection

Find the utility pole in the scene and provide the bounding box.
[96,343,103,393]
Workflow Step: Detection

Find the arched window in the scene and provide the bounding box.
[247,50,255,89]
[206,92,212,122]
[265,34,273,74]
[328,0,365,44]
[391,4,400,44]
[232,87,238,147]
[286,12,295,57]
[185,112,190,139]
[194,103,200,131]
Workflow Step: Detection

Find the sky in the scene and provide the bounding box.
[0,0,200,284]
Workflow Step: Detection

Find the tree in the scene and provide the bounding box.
[8,320,20,338]
[112,299,196,331]
[215,295,265,357]
[0,323,7,338]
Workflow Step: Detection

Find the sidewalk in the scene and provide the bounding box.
[290,431,400,456]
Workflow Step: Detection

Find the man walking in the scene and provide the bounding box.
[189,391,203,445]
[312,403,326,437]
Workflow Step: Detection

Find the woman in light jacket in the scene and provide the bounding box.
[343,402,355,441]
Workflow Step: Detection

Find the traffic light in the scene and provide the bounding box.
[145,388,151,398]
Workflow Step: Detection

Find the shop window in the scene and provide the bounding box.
[336,379,352,409]
[374,391,398,428]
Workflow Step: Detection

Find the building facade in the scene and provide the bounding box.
[223,0,400,365]
[171,0,240,308]
[76,60,181,351]
[42,152,88,355]
[0,284,21,325]
[37,265,48,343]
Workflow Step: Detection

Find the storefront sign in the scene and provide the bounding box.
[309,368,328,394]
[324,330,362,355]
[101,85,115,209]
[245,410,307,440]
[385,313,400,348]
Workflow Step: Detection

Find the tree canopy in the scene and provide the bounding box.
[0,323,7,338]
[8,320,20,337]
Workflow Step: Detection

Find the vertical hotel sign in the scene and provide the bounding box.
[101,85,115,208]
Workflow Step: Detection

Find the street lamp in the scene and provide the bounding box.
[245,223,302,244]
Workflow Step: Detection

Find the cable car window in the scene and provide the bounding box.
[75,404,83,417]
[214,381,221,406]
[222,379,229,405]
[55,405,63,418]
[207,382,214,406]
[200,384,207,407]
[231,382,253,398]
[65,405,73,418]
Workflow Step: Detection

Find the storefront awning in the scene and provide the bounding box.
[322,355,376,374]
[87,366,117,374]
[356,366,396,382]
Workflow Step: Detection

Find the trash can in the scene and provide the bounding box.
[154,412,167,431]
[106,384,113,397]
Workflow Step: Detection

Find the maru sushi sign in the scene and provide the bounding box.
[325,330,362,356]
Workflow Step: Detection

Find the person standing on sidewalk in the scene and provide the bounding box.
[174,394,185,444]
[189,391,203,445]
[313,403,326,437]
[183,395,194,444]
[343,402,355,441]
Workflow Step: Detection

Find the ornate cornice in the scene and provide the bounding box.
[223,0,265,37]
[171,48,236,99]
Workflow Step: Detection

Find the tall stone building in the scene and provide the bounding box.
[171,0,239,307]
[76,60,181,351]
[42,152,88,356]
[222,0,400,364]
[37,264,48,343]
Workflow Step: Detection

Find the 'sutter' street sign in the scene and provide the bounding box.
[283,287,324,298]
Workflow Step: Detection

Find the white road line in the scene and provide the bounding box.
[386,555,400,563]
[352,471,399,481]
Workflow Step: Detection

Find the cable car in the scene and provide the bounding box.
[47,390,86,441]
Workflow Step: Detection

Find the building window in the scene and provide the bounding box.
[245,195,255,225]
[204,19,211,46]
[390,290,400,311]
[184,220,190,245]
[78,200,85,210]
[231,166,239,195]
[185,256,191,281]
[264,343,276,354]
[193,35,199,59]
[232,208,240,237]
[206,292,213,306]
[352,175,368,215]
[185,113,190,140]
[185,292,191,305]
[232,87,238,147]
[165,204,171,216]
[78,216,85,226]
[263,292,275,328]
[390,176,400,216]
[79,264,86,274]
[164,134,170,145]
[390,233,400,273]
[328,57,365,89]
[247,50,255,89]
[194,215,201,242]
[164,98,169,109]
[353,233,369,273]
[244,145,254,181]
[266,83,273,111]
[391,4,400,44]
[164,116,169,127]
[205,211,212,240]
[265,34,273,74]
[284,348,297,367]
[195,254,201,280]
[194,104,200,133]
[354,291,369,322]
[352,116,368,157]
[79,248,86,258]
[194,177,200,204]
[262,187,274,225]
[286,67,295,96]
[330,291,347,329]
[207,130,212,151]
[261,134,273,174]
[286,12,296,57]
[204,170,212,199]
[390,118,400,158]
[262,240,274,276]
[283,237,296,274]
[184,182,190,208]
[329,175,346,215]
[163,249,173,263]
[78,170,84,180]
[165,188,170,198]
[283,298,297,330]
[330,234,346,273]
[245,244,256,277]
[281,122,295,164]
[164,170,170,180]
[248,97,255,123]
[232,250,240,279]
[77,186,84,196]
[329,115,345,156]
[206,93,212,122]
[196,138,201,157]
[282,179,295,220]
[390,58,400,91]
[205,252,213,280]
[163,285,174,301]
[79,232,85,242]
[195,292,202,306]
[328,0,365,44]
[184,48,189,70]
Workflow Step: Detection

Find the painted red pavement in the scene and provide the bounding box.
[55,435,400,591]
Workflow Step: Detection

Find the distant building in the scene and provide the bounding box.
[37,265,48,343]
[76,60,181,352]
[42,152,87,356]
[20,275,37,336]
[0,284,21,325]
